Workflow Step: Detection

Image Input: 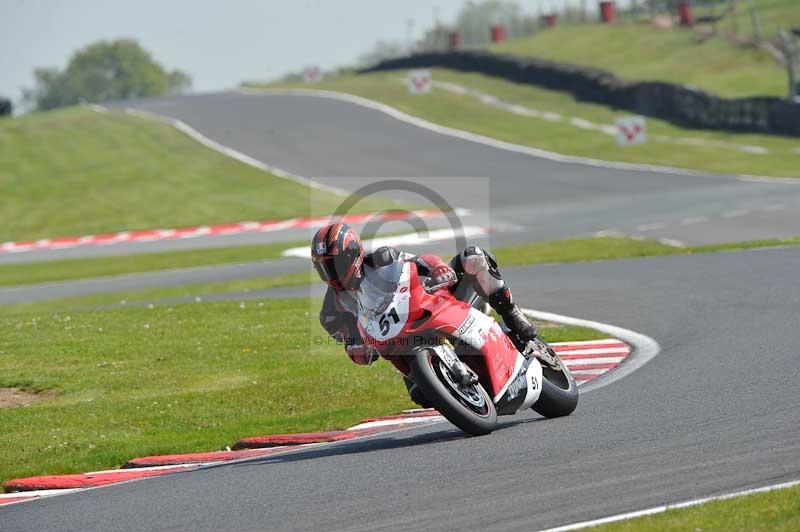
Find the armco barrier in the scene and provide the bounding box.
[361,51,800,137]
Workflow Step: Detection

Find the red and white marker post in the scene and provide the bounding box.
[303,65,322,83]
[407,69,432,94]
[615,116,647,146]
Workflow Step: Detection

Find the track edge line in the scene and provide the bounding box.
[537,478,800,532]
[239,87,798,181]
[521,307,660,394]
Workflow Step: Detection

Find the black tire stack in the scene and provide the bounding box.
[362,51,800,138]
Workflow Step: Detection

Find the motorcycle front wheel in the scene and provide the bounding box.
[409,349,497,436]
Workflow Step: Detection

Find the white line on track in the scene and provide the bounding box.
[238,88,797,181]
[550,339,625,347]
[554,347,629,356]
[521,308,661,394]
[559,357,627,365]
[115,107,346,195]
[0,489,83,500]
[281,226,489,258]
[721,209,749,218]
[592,230,625,238]
[680,216,709,225]
[568,368,609,376]
[658,238,686,248]
[347,416,446,431]
[539,479,800,531]
[636,222,666,232]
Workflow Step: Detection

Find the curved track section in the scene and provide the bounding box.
[120,91,800,249]
[3,249,799,531]
[2,90,799,531]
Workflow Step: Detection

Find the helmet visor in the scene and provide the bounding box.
[313,251,360,290]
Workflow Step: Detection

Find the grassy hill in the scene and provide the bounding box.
[491,0,800,98]
[0,107,385,243]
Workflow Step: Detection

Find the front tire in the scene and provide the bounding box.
[531,342,579,418]
[409,349,497,436]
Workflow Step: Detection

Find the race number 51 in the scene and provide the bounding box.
[408,70,432,94]
[616,116,647,146]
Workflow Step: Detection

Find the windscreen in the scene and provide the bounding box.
[356,261,405,318]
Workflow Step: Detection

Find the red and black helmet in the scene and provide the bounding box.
[311,223,365,291]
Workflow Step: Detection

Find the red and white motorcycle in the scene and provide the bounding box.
[357,258,578,436]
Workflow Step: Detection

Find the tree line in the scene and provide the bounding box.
[22,39,191,112]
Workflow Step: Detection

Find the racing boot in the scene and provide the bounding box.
[486,286,538,352]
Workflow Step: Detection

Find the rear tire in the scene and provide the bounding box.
[532,344,579,418]
[409,349,497,436]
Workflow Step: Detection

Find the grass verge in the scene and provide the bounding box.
[252,70,799,178]
[0,297,603,486]
[0,270,318,317]
[0,106,392,243]
[0,227,420,288]
[0,240,307,287]
[492,235,800,267]
[491,0,800,98]
[3,235,800,311]
[587,483,800,531]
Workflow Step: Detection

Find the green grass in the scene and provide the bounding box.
[493,237,679,266]
[492,0,800,98]
[0,107,391,243]
[0,270,319,317]
[0,240,308,287]
[493,235,800,267]
[589,484,800,531]
[251,70,800,178]
[0,297,602,486]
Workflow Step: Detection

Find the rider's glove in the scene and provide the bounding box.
[346,343,380,365]
[427,263,458,292]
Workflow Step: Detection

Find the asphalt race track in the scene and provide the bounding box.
[2,90,799,531]
[7,89,800,266]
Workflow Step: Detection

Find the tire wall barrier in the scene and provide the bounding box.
[0,98,11,117]
[361,51,800,137]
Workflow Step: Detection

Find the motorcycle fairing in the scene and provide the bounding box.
[358,260,541,410]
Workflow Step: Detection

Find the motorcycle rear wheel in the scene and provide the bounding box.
[410,349,497,436]
[532,342,579,418]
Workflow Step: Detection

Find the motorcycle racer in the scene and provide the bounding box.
[312,223,538,380]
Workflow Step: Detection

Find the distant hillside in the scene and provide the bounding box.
[491,0,799,98]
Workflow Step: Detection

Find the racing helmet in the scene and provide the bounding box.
[311,223,365,291]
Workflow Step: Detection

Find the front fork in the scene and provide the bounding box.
[426,341,543,415]
[429,341,477,387]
